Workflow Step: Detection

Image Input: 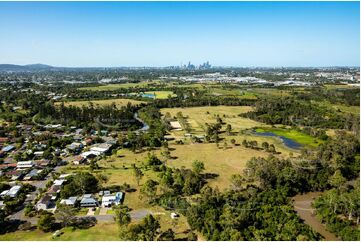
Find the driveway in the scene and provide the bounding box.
[99,207,108,215]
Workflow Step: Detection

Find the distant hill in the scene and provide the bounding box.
[0,63,54,72]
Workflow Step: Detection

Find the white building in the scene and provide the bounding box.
[101,192,123,207]
[17,161,34,169]
[7,185,22,198]
[60,196,77,206]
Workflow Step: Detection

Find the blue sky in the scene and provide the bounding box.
[0,1,359,67]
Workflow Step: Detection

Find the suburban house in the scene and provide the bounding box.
[101,192,123,207]
[33,151,44,157]
[80,151,100,159]
[47,185,61,200]
[0,137,9,144]
[60,196,78,206]
[170,121,182,130]
[90,143,112,154]
[71,155,85,165]
[80,194,99,207]
[67,142,83,153]
[1,145,15,153]
[1,185,22,198]
[23,169,41,180]
[16,161,34,170]
[36,193,53,211]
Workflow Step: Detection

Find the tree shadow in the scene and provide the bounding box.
[73,217,97,229]
[203,173,219,180]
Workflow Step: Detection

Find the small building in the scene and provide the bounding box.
[80,151,101,159]
[59,173,72,179]
[80,194,99,207]
[170,121,182,130]
[17,161,34,170]
[7,185,22,198]
[60,196,78,206]
[23,169,41,180]
[53,179,65,186]
[101,192,123,207]
[72,155,85,165]
[35,159,50,167]
[171,212,179,219]
[1,145,15,153]
[0,190,9,198]
[90,143,112,154]
[67,142,83,152]
[33,151,44,157]
[36,193,52,211]
[0,137,9,144]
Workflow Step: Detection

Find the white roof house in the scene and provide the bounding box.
[34,151,44,157]
[60,196,78,206]
[80,151,101,158]
[170,121,182,130]
[17,161,34,169]
[53,179,65,186]
[101,192,123,207]
[90,143,112,154]
[0,190,9,197]
[7,185,22,198]
[59,174,71,179]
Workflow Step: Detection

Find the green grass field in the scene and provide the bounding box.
[0,222,120,241]
[55,98,146,108]
[161,106,264,134]
[78,81,161,91]
[207,88,258,99]
[254,127,322,147]
[143,91,177,99]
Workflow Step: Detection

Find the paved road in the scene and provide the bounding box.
[293,192,340,241]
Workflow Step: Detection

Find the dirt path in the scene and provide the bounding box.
[293,192,340,241]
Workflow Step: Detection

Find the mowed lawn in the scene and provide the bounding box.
[0,222,120,241]
[161,106,265,134]
[55,98,146,108]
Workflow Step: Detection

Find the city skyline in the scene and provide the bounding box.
[0,1,359,67]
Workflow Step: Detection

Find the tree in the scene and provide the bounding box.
[140,179,158,202]
[146,153,162,166]
[329,170,346,188]
[55,204,76,227]
[223,141,228,150]
[96,173,109,186]
[230,174,243,190]
[114,205,131,226]
[158,228,175,241]
[37,213,56,232]
[268,144,276,153]
[230,138,236,146]
[132,165,144,186]
[187,231,198,241]
[226,124,232,135]
[261,142,269,150]
[121,214,161,240]
[139,214,160,240]
[192,160,205,175]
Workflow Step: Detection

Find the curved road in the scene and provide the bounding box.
[293,192,340,241]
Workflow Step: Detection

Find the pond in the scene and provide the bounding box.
[253,131,302,149]
[141,93,155,99]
